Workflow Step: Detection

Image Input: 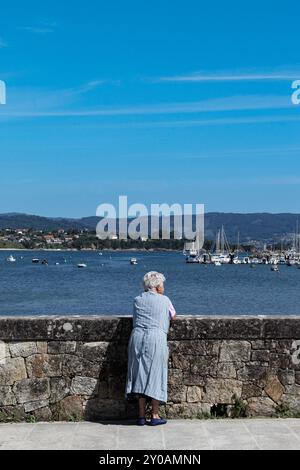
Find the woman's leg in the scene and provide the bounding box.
[151,399,160,419]
[138,397,146,418]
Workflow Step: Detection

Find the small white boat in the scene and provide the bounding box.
[7,255,16,262]
[286,259,296,266]
[77,263,87,268]
[130,258,138,265]
[32,258,39,264]
[271,265,279,272]
[214,260,222,266]
[186,255,200,263]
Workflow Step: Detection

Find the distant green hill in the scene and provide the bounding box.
[204,212,300,242]
[0,212,299,242]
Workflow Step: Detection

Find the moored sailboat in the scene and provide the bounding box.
[210,226,231,264]
[184,233,201,263]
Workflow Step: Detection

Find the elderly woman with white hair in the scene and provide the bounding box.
[125,271,176,426]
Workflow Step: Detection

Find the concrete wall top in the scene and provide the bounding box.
[0,315,300,341]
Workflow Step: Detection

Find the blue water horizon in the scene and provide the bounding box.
[1,250,299,316]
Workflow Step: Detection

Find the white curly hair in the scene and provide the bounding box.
[143,271,166,291]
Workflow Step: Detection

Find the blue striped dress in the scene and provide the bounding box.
[125,291,174,403]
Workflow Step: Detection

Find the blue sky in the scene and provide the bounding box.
[0,0,300,217]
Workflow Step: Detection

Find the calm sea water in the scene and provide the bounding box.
[0,250,300,316]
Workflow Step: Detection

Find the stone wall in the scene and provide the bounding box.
[0,316,300,421]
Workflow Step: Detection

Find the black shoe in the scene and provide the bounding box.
[136,417,146,426]
[149,418,167,426]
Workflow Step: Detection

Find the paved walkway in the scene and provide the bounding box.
[0,419,300,450]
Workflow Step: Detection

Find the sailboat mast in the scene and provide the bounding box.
[221,225,224,253]
[216,229,220,253]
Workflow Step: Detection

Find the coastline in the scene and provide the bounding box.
[0,247,181,252]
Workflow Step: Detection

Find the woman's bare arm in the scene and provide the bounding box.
[169,302,176,321]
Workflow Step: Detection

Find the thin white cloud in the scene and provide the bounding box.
[171,174,300,188]
[154,70,300,83]
[0,93,293,118]
[21,21,58,34]
[74,80,110,93]
[115,115,300,129]
[0,38,7,48]
[22,26,54,34]
[173,147,300,160]
[63,114,300,129]
[3,113,299,129]
[0,80,113,115]
[254,177,300,185]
